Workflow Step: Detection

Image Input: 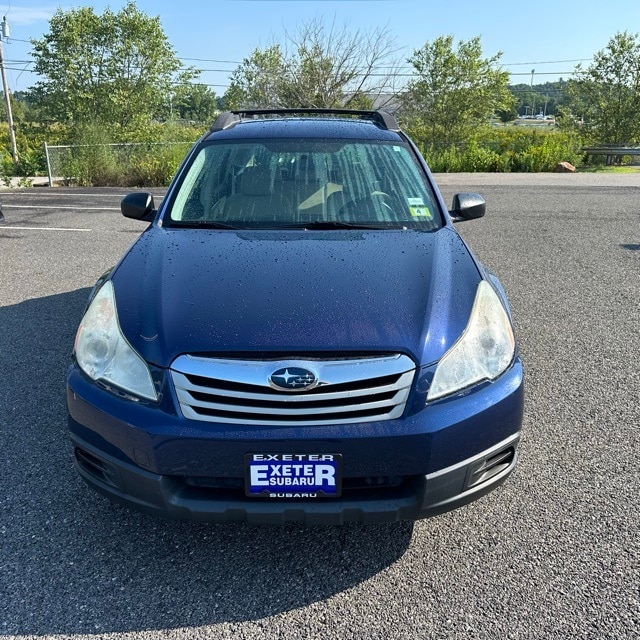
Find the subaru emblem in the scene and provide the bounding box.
[269,367,318,392]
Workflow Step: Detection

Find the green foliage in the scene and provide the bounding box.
[225,20,397,109]
[170,83,218,123]
[58,122,118,185]
[30,1,195,128]
[4,13,632,181]
[53,120,202,186]
[0,92,28,123]
[509,131,580,172]
[509,80,568,117]
[400,36,515,150]
[496,104,518,123]
[0,114,68,181]
[566,31,640,144]
[226,45,287,109]
[422,141,507,173]
[126,145,192,186]
[420,127,583,173]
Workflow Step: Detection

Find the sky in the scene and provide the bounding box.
[0,0,639,94]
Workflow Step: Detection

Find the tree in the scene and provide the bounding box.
[567,31,640,144]
[166,83,218,123]
[509,80,568,117]
[496,104,518,123]
[399,36,514,149]
[0,91,28,124]
[30,2,194,129]
[225,45,287,110]
[224,19,399,109]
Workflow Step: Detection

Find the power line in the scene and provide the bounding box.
[501,58,591,66]
[1,44,592,75]
[2,41,585,93]
[0,32,596,70]
[509,71,575,76]
[180,57,242,64]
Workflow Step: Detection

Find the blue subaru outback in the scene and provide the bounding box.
[67,109,524,524]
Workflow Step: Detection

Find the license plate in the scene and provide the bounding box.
[245,453,342,498]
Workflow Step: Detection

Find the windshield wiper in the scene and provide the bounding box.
[283,221,398,230]
[172,221,241,229]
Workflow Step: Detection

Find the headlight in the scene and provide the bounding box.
[74,281,158,401]
[427,280,515,401]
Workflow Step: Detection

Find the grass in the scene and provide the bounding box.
[579,165,640,173]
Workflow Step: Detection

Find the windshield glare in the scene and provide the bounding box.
[168,139,441,229]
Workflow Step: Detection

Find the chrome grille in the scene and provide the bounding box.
[170,354,416,426]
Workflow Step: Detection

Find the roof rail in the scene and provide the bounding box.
[210,111,241,132]
[210,108,400,132]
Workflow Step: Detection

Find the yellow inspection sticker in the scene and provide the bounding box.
[407,197,433,219]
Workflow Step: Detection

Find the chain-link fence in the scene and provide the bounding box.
[43,141,195,187]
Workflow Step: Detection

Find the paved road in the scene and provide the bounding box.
[1,176,638,639]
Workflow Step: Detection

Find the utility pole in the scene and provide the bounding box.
[0,16,18,165]
[530,68,536,118]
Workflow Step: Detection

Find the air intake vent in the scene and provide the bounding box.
[75,448,118,488]
[170,354,415,426]
[468,447,515,489]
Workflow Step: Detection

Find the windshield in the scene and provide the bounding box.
[167,138,442,230]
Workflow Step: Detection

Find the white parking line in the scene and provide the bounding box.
[5,204,119,211]
[3,192,165,197]
[0,226,92,232]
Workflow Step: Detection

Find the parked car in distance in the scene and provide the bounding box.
[67,109,524,524]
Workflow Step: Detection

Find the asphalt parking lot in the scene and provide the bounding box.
[0,174,638,639]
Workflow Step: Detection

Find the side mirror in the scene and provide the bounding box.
[449,193,486,223]
[121,192,156,222]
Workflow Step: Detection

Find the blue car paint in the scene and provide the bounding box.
[202,118,403,142]
[67,359,523,478]
[67,113,524,523]
[111,228,480,368]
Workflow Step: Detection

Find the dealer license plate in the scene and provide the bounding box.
[245,453,342,498]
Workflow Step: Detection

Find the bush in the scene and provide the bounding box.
[123,143,195,187]
[0,116,587,181]
[0,119,204,185]
[419,126,583,172]
[51,121,204,187]
[0,120,69,182]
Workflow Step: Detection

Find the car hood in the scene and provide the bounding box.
[112,227,480,368]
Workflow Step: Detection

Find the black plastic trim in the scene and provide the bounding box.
[69,431,520,525]
[210,109,400,132]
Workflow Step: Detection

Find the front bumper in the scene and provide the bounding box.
[71,431,520,524]
[67,358,524,524]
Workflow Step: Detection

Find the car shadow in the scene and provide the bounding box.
[0,289,413,636]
